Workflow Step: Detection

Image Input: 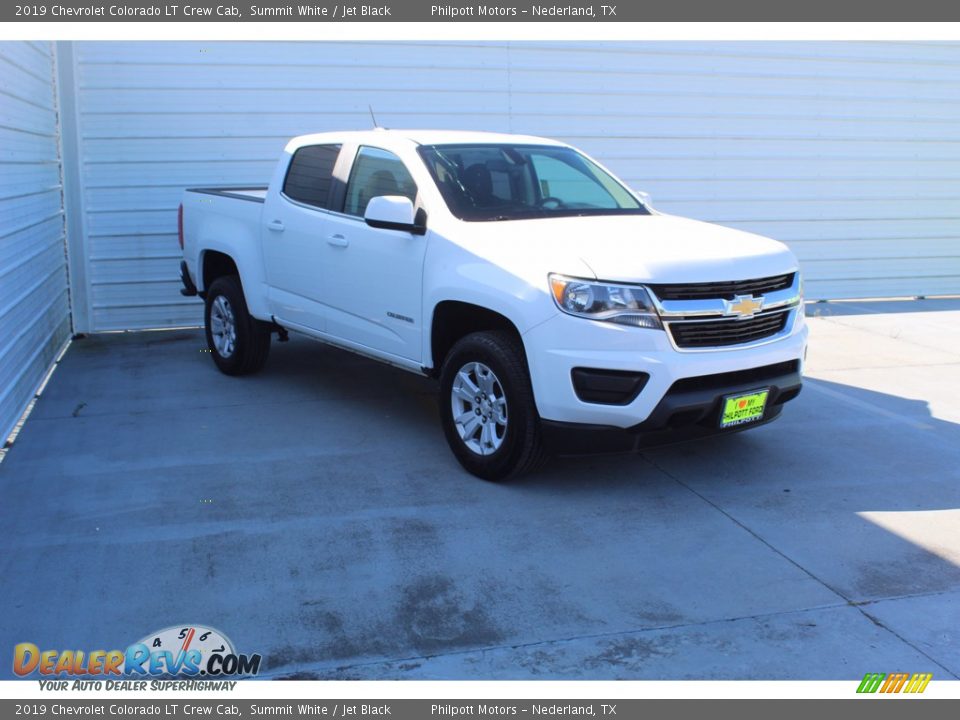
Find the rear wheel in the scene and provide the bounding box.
[204,275,271,375]
[439,331,545,481]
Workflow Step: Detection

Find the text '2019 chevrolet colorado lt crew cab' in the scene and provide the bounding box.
[178,130,807,480]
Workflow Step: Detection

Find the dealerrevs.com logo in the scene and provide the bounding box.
[13,625,261,679]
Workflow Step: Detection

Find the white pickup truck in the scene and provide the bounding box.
[179,129,806,480]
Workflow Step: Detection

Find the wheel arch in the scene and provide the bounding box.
[199,249,240,295]
[429,300,526,377]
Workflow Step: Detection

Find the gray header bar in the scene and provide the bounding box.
[7,0,960,21]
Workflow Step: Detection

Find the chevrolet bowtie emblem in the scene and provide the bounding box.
[726,295,764,318]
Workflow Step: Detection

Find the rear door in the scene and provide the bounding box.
[262,143,344,331]
[321,145,427,362]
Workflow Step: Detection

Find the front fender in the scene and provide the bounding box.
[422,252,568,370]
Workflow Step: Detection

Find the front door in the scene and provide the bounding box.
[322,145,427,362]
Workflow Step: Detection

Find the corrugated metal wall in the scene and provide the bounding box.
[64,41,960,330]
[0,42,71,442]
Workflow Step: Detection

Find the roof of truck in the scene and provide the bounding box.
[285,129,567,153]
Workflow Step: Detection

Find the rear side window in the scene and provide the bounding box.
[283,144,341,208]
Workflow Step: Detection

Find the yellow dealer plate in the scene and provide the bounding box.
[720,389,770,428]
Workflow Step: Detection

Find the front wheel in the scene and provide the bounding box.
[439,331,545,481]
[204,275,271,376]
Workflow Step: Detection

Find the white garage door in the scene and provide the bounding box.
[0,42,71,443]
[61,41,960,331]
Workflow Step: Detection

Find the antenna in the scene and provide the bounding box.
[369,105,381,129]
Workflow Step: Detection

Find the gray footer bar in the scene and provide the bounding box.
[3,699,959,720]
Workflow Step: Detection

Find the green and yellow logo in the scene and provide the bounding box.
[857,672,932,694]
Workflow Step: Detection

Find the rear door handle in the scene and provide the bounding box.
[267,220,285,232]
[327,234,349,248]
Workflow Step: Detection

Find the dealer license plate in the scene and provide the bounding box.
[720,389,770,428]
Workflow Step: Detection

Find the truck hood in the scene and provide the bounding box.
[450,213,797,284]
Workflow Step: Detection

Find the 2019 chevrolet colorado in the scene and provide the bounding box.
[179,130,806,480]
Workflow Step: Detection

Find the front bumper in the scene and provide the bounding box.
[522,307,808,430]
[541,359,802,455]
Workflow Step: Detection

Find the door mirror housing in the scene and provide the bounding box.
[364,196,426,235]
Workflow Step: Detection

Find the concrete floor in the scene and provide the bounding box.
[1,299,958,680]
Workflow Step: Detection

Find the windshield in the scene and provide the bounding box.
[417,143,650,222]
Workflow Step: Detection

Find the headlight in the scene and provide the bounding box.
[548,274,662,329]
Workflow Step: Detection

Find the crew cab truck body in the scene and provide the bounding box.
[179,130,807,480]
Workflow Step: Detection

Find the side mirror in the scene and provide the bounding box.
[364,196,426,235]
[635,190,653,208]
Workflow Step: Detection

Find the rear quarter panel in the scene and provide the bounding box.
[181,191,270,320]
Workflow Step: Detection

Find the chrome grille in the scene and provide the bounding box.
[668,310,790,349]
[649,273,795,301]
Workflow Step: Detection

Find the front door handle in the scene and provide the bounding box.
[327,234,349,248]
[267,220,285,232]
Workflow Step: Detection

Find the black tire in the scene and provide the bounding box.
[439,331,546,481]
[204,275,271,376]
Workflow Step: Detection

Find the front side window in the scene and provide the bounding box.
[417,143,649,222]
[283,144,341,209]
[343,146,418,217]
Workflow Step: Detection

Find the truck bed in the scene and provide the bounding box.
[186,186,268,203]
